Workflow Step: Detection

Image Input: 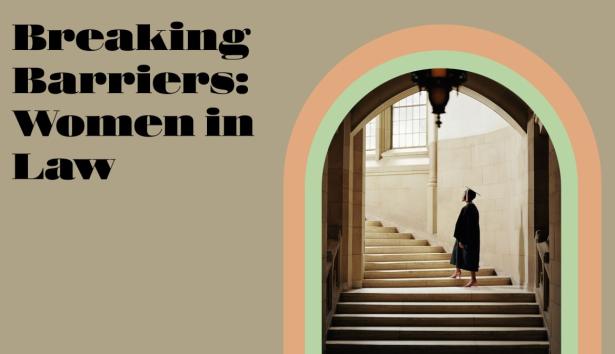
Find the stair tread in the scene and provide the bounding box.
[366,236,416,241]
[365,232,410,235]
[367,260,451,264]
[365,263,454,270]
[365,258,455,270]
[330,326,546,331]
[364,275,508,281]
[334,314,543,318]
[366,226,397,230]
[366,245,439,248]
[343,286,529,294]
[331,313,545,326]
[338,302,537,305]
[366,267,495,273]
[366,232,411,235]
[365,246,445,254]
[340,294,535,302]
[366,252,451,254]
[365,254,452,262]
[364,268,496,279]
[363,277,512,288]
[366,240,428,246]
[327,340,550,345]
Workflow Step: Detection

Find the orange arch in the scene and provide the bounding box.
[283,25,601,353]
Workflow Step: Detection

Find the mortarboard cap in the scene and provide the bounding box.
[464,186,480,201]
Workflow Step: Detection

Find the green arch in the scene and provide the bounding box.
[305,51,577,353]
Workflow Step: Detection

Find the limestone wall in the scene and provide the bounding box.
[436,127,528,285]
[365,158,429,232]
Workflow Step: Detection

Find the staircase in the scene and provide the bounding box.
[325,220,549,354]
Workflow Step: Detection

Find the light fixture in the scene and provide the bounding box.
[411,69,467,127]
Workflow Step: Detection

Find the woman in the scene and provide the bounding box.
[449,188,480,287]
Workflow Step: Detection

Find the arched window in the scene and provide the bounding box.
[392,92,427,148]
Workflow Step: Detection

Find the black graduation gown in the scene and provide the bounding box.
[450,202,480,272]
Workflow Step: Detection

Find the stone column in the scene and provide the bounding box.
[349,130,365,288]
[547,138,561,354]
[327,117,351,289]
[426,113,438,234]
[321,156,328,343]
[527,115,549,290]
[378,108,392,159]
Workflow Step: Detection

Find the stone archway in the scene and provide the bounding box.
[320,69,562,353]
[283,26,601,354]
[349,72,529,133]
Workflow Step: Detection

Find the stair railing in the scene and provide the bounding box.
[535,229,551,333]
[324,225,342,342]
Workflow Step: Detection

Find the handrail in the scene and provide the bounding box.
[323,225,342,344]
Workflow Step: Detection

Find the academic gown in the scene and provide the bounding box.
[450,202,480,272]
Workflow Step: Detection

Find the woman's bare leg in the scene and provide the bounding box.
[449,268,461,279]
[464,272,478,287]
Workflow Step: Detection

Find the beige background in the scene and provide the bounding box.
[1,1,613,353]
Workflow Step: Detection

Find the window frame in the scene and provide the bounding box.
[364,116,378,152]
[390,92,429,149]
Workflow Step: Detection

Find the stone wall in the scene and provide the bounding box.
[436,126,528,285]
[365,164,429,232]
[547,139,561,354]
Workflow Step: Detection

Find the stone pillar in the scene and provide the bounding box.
[349,130,365,288]
[526,119,536,290]
[327,117,351,288]
[321,156,328,342]
[426,113,438,234]
[548,138,561,354]
[527,115,549,290]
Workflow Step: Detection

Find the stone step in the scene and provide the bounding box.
[365,253,451,262]
[326,340,549,354]
[364,268,496,279]
[365,233,414,240]
[366,226,398,233]
[365,245,445,254]
[365,260,454,270]
[340,291,535,303]
[332,314,544,327]
[365,220,382,226]
[365,239,428,246]
[336,302,539,314]
[362,276,512,288]
[328,326,548,341]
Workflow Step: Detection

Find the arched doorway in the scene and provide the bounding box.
[322,71,553,352]
[283,26,601,354]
